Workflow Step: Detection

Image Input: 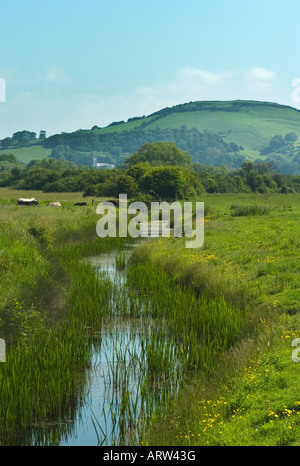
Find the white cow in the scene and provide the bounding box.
[17,198,39,205]
[47,202,61,207]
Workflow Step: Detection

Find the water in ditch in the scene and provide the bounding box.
[59,240,181,446]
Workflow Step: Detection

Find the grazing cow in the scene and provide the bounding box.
[47,202,61,207]
[73,202,87,206]
[17,198,39,206]
[103,199,122,208]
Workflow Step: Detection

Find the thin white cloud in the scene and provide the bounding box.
[41,65,70,84]
[132,67,236,111]
[244,67,276,92]
[0,65,286,139]
[176,67,235,86]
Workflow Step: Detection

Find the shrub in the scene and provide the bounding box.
[230,204,270,217]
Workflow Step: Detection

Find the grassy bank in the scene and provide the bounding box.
[136,193,300,446]
[1,190,300,445]
[0,194,129,445]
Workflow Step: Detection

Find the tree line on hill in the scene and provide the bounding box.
[1,110,300,174]
[42,125,246,169]
[1,142,300,200]
[0,125,246,169]
[0,130,47,148]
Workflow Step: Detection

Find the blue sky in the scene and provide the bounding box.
[0,0,299,139]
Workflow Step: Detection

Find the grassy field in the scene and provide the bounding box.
[0,187,94,204]
[0,142,52,164]
[0,191,130,445]
[1,188,300,445]
[134,192,300,446]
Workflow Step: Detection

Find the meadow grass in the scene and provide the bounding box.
[230,204,270,217]
[1,190,300,446]
[126,261,244,374]
[0,143,52,164]
[136,193,300,446]
[0,186,100,204]
[0,194,130,445]
[0,191,243,445]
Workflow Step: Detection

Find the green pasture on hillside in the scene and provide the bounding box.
[0,143,51,164]
[145,105,300,157]
[2,101,300,168]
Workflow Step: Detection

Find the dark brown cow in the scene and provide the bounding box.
[73,202,87,206]
[103,199,122,208]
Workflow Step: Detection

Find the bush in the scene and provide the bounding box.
[230,204,270,217]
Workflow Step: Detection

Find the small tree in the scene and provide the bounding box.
[1,137,12,148]
[103,174,139,198]
[284,132,297,144]
[125,142,193,167]
[269,135,284,150]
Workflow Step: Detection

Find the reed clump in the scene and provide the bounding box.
[230,204,270,216]
[0,204,130,445]
[126,261,245,377]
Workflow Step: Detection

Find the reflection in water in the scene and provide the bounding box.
[60,247,180,446]
[13,236,181,446]
[61,322,149,446]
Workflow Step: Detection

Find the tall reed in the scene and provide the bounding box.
[0,208,131,445]
[125,260,244,376]
[89,246,246,446]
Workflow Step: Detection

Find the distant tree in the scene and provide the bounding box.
[50,145,65,159]
[137,165,204,201]
[12,130,37,142]
[0,153,17,163]
[125,142,193,167]
[27,158,78,171]
[39,130,47,140]
[204,177,218,193]
[231,175,249,193]
[240,161,257,176]
[263,175,277,190]
[11,167,24,181]
[269,135,284,150]
[102,173,139,198]
[1,137,12,148]
[230,142,240,152]
[111,147,122,158]
[126,162,151,181]
[245,172,267,192]
[138,166,184,200]
[240,161,275,177]
[284,132,298,144]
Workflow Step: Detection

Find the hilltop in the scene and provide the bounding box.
[1,100,300,174]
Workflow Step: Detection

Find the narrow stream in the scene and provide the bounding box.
[60,237,180,446]
[60,248,148,446]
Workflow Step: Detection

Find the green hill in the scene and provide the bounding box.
[2,100,300,174]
